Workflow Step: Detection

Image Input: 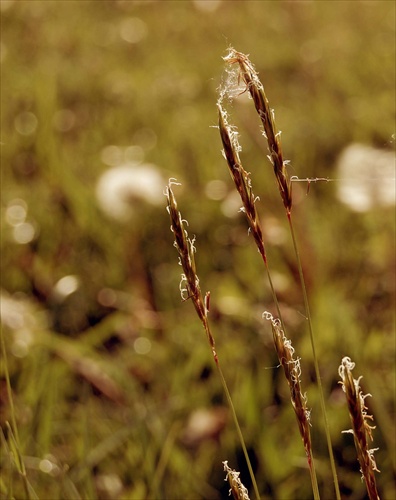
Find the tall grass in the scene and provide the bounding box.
[2,2,393,496]
[220,47,340,499]
[166,180,260,500]
[166,48,383,499]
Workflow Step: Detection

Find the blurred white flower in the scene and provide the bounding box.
[53,275,80,300]
[96,163,164,221]
[336,143,395,212]
[0,290,41,357]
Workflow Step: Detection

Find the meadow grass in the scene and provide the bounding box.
[165,49,385,499]
[1,2,394,499]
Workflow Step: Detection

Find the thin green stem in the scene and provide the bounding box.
[1,328,31,500]
[214,358,261,500]
[287,212,341,500]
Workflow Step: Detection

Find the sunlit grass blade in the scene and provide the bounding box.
[1,326,37,500]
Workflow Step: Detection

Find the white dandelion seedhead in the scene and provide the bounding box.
[336,143,396,212]
[96,163,164,221]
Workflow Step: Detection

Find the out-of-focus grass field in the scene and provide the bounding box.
[1,1,395,499]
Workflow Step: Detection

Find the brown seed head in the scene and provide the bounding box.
[264,312,313,463]
[218,104,266,261]
[166,181,217,357]
[223,48,292,213]
[339,357,380,500]
[223,461,250,500]
[166,180,206,322]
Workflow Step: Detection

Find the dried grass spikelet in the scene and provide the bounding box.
[223,461,250,500]
[217,103,266,262]
[339,357,380,500]
[223,48,292,213]
[165,180,216,358]
[166,181,260,499]
[263,312,314,469]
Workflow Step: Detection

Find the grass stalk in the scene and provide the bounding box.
[264,313,320,500]
[0,326,32,500]
[222,47,341,499]
[218,95,320,499]
[166,181,260,500]
[217,102,288,337]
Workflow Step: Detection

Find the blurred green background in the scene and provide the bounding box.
[1,1,395,499]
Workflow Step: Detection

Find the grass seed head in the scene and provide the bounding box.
[263,312,313,464]
[339,357,380,500]
[223,461,250,500]
[223,48,292,213]
[218,103,266,261]
[165,180,206,323]
[165,181,217,357]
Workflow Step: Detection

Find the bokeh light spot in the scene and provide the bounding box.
[205,179,227,200]
[134,336,151,355]
[97,288,117,307]
[14,112,38,136]
[11,338,29,358]
[119,17,148,44]
[53,109,76,132]
[193,0,222,13]
[6,199,27,226]
[101,145,124,166]
[54,275,80,298]
[124,145,144,163]
[13,222,36,244]
[132,127,157,151]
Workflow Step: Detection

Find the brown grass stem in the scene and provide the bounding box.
[339,357,380,500]
[218,94,320,500]
[222,47,341,500]
[166,181,261,500]
[218,103,283,328]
